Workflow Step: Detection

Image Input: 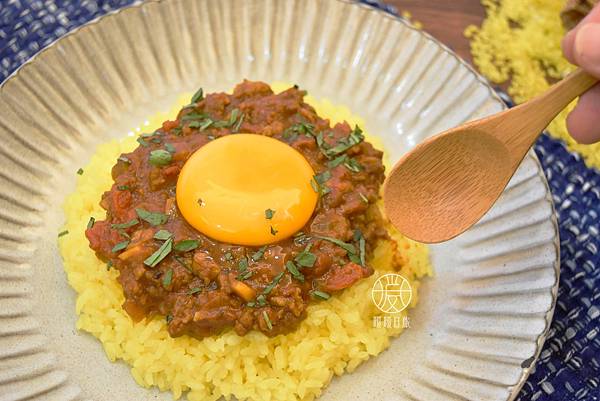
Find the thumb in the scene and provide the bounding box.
[574,23,600,78]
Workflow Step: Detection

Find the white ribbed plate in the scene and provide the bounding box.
[0,1,559,400]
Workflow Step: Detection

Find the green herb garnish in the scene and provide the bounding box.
[166,314,173,324]
[58,230,69,237]
[188,287,201,295]
[144,238,173,267]
[325,125,364,157]
[315,235,356,254]
[359,236,366,266]
[251,246,267,262]
[162,268,173,287]
[87,217,95,230]
[137,137,149,147]
[174,239,199,252]
[270,226,278,236]
[136,208,168,226]
[265,209,275,220]
[256,294,267,306]
[359,192,369,204]
[111,218,139,230]
[117,185,130,191]
[294,244,316,267]
[224,252,233,261]
[181,112,209,121]
[149,149,172,166]
[106,261,113,271]
[232,113,245,132]
[191,87,204,104]
[262,311,273,330]
[238,270,253,281]
[165,143,176,153]
[154,229,172,240]
[77,168,83,175]
[111,240,130,253]
[262,271,284,295]
[311,290,331,300]
[238,257,249,272]
[285,261,304,282]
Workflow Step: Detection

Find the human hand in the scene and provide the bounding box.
[562,3,600,144]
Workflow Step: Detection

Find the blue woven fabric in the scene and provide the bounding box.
[1,1,599,400]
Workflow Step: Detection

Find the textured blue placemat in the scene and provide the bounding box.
[1,1,599,400]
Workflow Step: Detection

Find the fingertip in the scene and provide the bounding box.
[566,84,600,144]
[574,23,600,78]
[562,29,576,64]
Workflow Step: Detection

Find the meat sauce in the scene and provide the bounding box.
[86,81,388,338]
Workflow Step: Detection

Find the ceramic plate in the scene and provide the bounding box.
[0,0,559,400]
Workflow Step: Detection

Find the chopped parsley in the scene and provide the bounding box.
[262,311,273,330]
[315,235,356,254]
[251,246,267,262]
[238,270,253,281]
[106,261,113,271]
[191,87,204,104]
[162,268,173,287]
[256,294,267,306]
[58,230,69,238]
[117,185,130,191]
[153,229,172,240]
[238,257,249,272]
[311,290,331,300]
[285,261,304,282]
[187,287,201,295]
[136,208,168,226]
[166,314,173,324]
[144,237,173,267]
[174,256,192,272]
[265,209,275,220]
[149,149,172,166]
[232,113,245,132]
[262,271,284,295]
[270,226,278,236]
[181,112,209,121]
[312,171,331,196]
[165,143,176,153]
[87,217,95,230]
[111,218,139,230]
[174,239,199,252]
[294,244,316,267]
[359,235,366,266]
[224,252,233,261]
[283,122,314,141]
[76,168,83,175]
[325,125,364,157]
[136,137,149,147]
[111,240,130,253]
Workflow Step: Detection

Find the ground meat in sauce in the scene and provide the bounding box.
[86,81,388,338]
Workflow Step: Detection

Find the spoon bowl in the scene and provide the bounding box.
[383,68,597,243]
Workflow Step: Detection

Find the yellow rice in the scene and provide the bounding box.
[465,0,600,169]
[59,84,432,401]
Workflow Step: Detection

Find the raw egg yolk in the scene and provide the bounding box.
[176,134,318,246]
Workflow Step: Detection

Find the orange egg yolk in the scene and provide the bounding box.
[176,134,318,246]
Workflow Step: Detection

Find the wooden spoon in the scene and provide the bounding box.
[383,68,597,244]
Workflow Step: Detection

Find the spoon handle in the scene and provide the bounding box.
[497,68,597,156]
[531,68,597,122]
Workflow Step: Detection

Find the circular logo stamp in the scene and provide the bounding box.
[371,273,412,313]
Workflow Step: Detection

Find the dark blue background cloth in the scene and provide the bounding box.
[1,1,599,400]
